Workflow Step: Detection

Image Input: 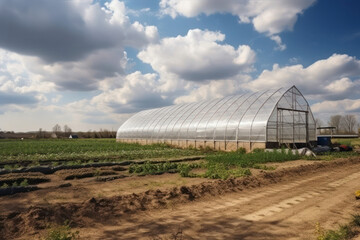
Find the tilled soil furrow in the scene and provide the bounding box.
[1,157,360,239]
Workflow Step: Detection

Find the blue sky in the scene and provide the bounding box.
[1,0,360,132]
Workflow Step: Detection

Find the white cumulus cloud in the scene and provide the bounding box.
[138,29,256,82]
[160,0,316,50]
[90,71,172,114]
[246,54,360,100]
[0,0,159,92]
[312,99,360,114]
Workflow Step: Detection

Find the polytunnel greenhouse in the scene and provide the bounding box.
[116,86,317,151]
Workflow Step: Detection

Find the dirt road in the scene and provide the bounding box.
[78,160,360,240]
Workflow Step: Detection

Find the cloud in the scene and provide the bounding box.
[0,0,163,129]
[22,47,128,91]
[245,54,360,100]
[0,49,55,93]
[0,0,158,63]
[0,91,39,105]
[0,0,159,91]
[174,76,250,104]
[312,99,360,114]
[135,29,256,108]
[138,29,256,82]
[87,71,172,114]
[270,35,286,51]
[160,0,316,50]
[0,49,52,109]
[0,103,125,132]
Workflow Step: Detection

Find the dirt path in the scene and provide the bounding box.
[77,160,360,240]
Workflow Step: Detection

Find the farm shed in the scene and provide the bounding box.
[116,86,317,151]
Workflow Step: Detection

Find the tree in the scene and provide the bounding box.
[328,115,342,133]
[341,115,357,134]
[37,128,44,138]
[315,118,323,128]
[64,125,72,136]
[52,124,61,134]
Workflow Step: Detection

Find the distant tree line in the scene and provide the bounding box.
[316,114,359,134]
[34,124,116,139]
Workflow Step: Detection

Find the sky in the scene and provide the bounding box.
[1,0,360,132]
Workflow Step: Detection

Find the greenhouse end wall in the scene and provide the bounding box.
[117,86,316,152]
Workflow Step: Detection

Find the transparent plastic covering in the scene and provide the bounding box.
[117,86,316,143]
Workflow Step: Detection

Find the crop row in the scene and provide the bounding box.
[0,139,200,162]
[128,149,301,180]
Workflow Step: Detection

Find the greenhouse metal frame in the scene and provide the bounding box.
[117,86,317,151]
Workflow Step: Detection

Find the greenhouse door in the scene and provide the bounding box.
[277,107,309,146]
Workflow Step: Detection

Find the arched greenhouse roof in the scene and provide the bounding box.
[117,85,316,143]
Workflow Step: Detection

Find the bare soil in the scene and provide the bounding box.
[1,158,360,239]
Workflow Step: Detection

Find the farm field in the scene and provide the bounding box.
[0,138,360,239]
[0,139,201,163]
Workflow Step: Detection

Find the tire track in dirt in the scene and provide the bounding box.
[242,171,360,222]
[201,176,321,213]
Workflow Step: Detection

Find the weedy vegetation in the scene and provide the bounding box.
[41,221,79,240]
[315,152,359,161]
[315,214,360,240]
[332,138,360,147]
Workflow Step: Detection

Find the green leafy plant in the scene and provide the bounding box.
[20,179,29,187]
[4,165,12,170]
[129,161,180,175]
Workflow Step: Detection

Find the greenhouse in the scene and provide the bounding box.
[116,86,317,151]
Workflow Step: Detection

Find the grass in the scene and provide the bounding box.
[315,214,360,240]
[332,138,360,147]
[315,152,359,161]
[0,139,200,163]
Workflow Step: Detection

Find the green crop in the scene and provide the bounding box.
[205,148,300,168]
[128,149,300,180]
[0,139,200,163]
